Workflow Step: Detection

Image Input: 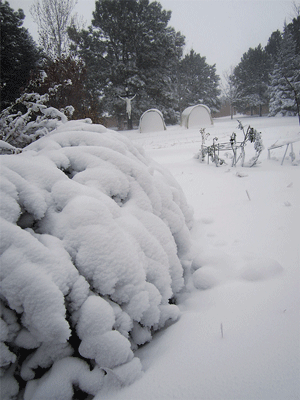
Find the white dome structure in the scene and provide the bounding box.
[181,104,213,129]
[139,109,166,133]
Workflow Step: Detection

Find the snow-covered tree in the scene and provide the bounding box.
[27,56,102,122]
[232,44,271,116]
[268,17,300,122]
[0,88,74,150]
[0,119,194,399]
[68,0,185,125]
[0,1,41,110]
[30,0,78,59]
[265,30,282,62]
[179,49,221,113]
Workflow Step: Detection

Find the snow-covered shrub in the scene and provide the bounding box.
[0,120,193,399]
[0,87,74,151]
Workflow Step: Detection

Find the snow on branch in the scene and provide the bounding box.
[0,120,194,399]
[0,87,74,151]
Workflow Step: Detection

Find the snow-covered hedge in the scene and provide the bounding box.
[0,120,193,399]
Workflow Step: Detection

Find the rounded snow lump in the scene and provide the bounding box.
[240,256,283,282]
[192,266,219,290]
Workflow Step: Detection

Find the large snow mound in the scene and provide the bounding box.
[0,120,194,399]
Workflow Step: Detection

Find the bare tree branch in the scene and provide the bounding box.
[30,0,78,59]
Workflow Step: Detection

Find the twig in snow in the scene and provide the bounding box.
[220,323,224,339]
[236,171,248,178]
[246,190,251,201]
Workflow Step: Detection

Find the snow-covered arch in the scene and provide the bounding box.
[139,109,166,133]
[181,104,213,129]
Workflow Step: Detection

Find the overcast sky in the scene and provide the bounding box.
[9,0,295,80]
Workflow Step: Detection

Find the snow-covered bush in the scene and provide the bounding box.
[0,87,74,151]
[0,120,193,399]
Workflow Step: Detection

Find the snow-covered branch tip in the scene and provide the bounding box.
[0,90,74,152]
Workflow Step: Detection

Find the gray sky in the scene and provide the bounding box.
[8,0,295,80]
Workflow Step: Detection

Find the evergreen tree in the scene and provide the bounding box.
[232,44,271,116]
[0,1,41,110]
[179,49,220,113]
[69,0,185,125]
[265,30,282,62]
[268,18,300,121]
[289,12,300,52]
[27,56,102,122]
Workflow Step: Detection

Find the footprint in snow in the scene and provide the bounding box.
[191,251,235,290]
[200,217,214,224]
[213,239,227,247]
[239,255,283,282]
[190,250,284,291]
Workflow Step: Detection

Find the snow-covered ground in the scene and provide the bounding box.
[98,115,300,400]
[1,115,299,400]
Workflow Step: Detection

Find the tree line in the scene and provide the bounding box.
[1,0,299,128]
[224,11,300,121]
[0,0,220,127]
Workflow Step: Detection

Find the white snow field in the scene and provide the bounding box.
[97,115,300,400]
[0,115,299,400]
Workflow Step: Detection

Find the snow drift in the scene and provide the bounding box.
[0,120,193,399]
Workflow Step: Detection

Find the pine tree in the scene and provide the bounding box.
[265,30,282,63]
[232,44,271,116]
[69,0,185,125]
[0,1,41,110]
[27,56,101,122]
[179,49,220,113]
[269,18,300,122]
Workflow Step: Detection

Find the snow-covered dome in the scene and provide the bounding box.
[139,108,166,133]
[0,120,193,399]
[181,104,213,129]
